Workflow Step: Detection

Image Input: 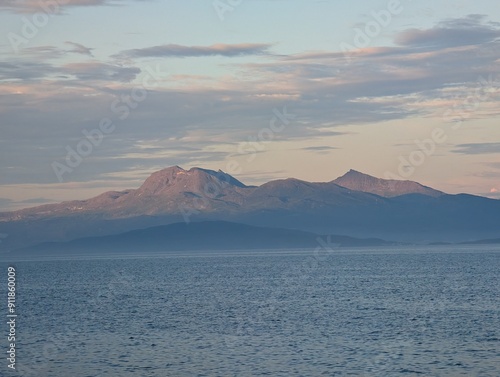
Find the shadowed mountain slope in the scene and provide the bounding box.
[14,221,394,255]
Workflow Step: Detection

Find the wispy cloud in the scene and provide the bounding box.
[485,162,500,170]
[63,62,140,82]
[0,0,146,13]
[116,43,272,59]
[395,15,500,49]
[12,44,94,60]
[65,42,94,57]
[301,146,339,151]
[453,143,500,155]
[19,46,65,60]
[0,61,58,81]
[1,15,500,191]
[0,60,140,82]
[0,196,55,211]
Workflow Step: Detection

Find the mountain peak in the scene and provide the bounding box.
[333,169,443,198]
[343,169,376,178]
[137,166,246,196]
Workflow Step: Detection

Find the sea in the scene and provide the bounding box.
[1,245,499,376]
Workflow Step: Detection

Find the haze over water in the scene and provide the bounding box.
[3,245,499,376]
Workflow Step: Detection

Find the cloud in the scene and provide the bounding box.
[62,62,140,82]
[6,45,93,61]
[453,143,500,155]
[1,15,500,190]
[19,46,65,60]
[0,198,13,207]
[301,146,339,151]
[116,43,272,59]
[65,42,94,57]
[0,0,147,13]
[395,15,500,49]
[485,162,500,170]
[20,197,54,204]
[0,61,58,80]
[0,60,140,82]
[476,187,500,200]
[0,197,54,211]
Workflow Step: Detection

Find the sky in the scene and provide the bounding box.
[0,0,500,211]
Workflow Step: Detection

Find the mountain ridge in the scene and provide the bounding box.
[332,169,443,198]
[1,166,499,250]
[0,167,444,222]
[13,220,396,255]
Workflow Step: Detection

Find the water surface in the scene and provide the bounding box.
[1,245,499,376]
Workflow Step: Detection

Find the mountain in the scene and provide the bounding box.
[0,166,249,221]
[0,167,440,223]
[13,221,394,255]
[333,169,443,198]
[461,238,500,245]
[1,166,499,251]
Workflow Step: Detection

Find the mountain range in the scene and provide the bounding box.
[15,221,394,255]
[1,166,499,252]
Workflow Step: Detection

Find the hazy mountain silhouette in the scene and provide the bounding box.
[461,238,500,245]
[14,221,394,255]
[1,166,499,251]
